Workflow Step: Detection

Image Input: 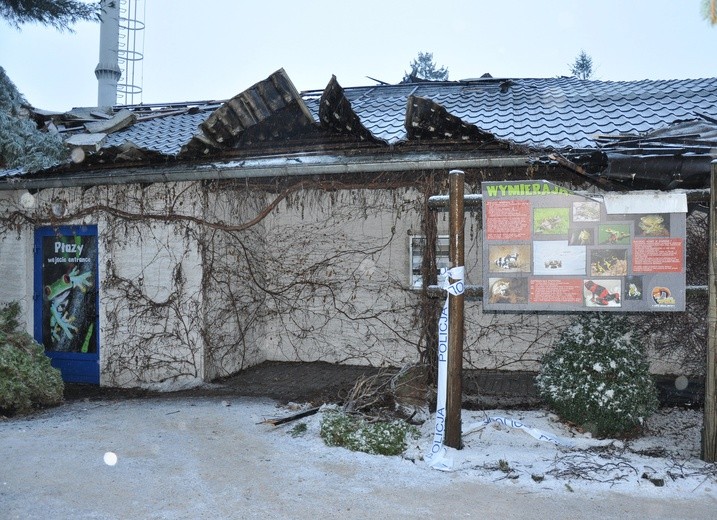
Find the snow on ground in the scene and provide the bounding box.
[2,397,716,519]
[395,407,717,497]
[285,403,716,498]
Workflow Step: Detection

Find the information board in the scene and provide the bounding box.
[34,225,99,384]
[481,180,686,312]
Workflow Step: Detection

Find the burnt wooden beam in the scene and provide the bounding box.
[191,69,315,151]
[319,75,377,142]
[405,95,501,145]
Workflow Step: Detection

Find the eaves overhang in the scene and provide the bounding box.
[0,150,532,191]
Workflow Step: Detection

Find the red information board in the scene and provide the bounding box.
[485,200,532,241]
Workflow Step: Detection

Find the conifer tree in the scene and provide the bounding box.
[0,1,96,170]
[0,0,100,31]
[702,0,717,25]
[401,52,449,83]
[0,67,67,171]
[569,50,594,80]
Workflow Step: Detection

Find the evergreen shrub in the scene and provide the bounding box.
[536,313,658,438]
[320,410,418,456]
[0,302,64,415]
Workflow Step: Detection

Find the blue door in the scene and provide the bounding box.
[34,226,100,384]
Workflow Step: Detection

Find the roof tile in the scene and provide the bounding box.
[67,76,717,156]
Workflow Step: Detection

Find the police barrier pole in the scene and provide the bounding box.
[705,160,717,462]
[445,169,465,449]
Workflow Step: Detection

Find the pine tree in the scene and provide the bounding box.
[0,0,100,31]
[702,0,717,25]
[0,302,64,416]
[0,0,93,170]
[0,67,67,172]
[569,50,594,80]
[401,52,449,83]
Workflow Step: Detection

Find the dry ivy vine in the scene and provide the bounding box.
[0,169,708,387]
[0,175,435,386]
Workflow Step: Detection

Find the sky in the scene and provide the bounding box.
[0,0,715,112]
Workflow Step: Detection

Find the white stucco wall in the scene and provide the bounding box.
[255,186,561,371]
[0,191,33,331]
[0,177,701,388]
[259,187,423,366]
[100,222,205,388]
[200,186,268,380]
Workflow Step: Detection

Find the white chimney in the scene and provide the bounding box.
[95,0,121,108]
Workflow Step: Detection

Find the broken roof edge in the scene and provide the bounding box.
[319,75,382,143]
[193,69,314,150]
[0,150,533,191]
[299,75,717,96]
[31,75,717,125]
[16,73,715,183]
[405,95,503,144]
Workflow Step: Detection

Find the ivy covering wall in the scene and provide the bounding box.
[0,170,706,388]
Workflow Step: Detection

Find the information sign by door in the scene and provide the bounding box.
[34,225,99,384]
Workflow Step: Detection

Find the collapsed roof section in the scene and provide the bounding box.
[318,75,377,143]
[405,95,505,147]
[591,115,717,189]
[2,71,717,190]
[184,69,316,154]
[4,68,514,182]
[50,69,510,166]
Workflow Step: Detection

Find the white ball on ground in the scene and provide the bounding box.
[103,452,118,466]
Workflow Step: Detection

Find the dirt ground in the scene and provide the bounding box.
[63,361,702,410]
[62,361,545,410]
[63,362,386,405]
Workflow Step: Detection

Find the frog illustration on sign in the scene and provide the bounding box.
[537,215,562,233]
[604,228,630,244]
[44,267,93,342]
[628,283,642,298]
[577,229,591,245]
[638,215,669,236]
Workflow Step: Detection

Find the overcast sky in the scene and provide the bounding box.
[1,0,715,111]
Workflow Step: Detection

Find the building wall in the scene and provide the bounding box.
[21,184,207,389]
[0,191,33,329]
[256,185,564,371]
[199,184,268,380]
[259,186,424,365]
[0,176,699,389]
[98,209,206,388]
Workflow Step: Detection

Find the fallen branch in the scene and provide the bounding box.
[262,406,321,426]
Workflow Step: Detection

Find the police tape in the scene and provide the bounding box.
[425,266,465,470]
[464,416,573,447]
[427,415,572,473]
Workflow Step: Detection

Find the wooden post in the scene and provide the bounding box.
[445,169,465,449]
[704,160,717,462]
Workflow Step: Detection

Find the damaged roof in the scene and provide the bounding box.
[3,69,717,189]
[306,76,717,149]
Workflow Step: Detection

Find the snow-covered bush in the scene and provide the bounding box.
[0,302,64,415]
[320,410,418,456]
[536,313,658,438]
